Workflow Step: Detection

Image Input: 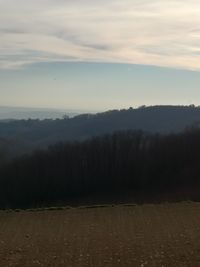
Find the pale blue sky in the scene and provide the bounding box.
[0,0,200,110]
[0,62,200,110]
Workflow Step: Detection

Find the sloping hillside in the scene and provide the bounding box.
[0,105,200,158]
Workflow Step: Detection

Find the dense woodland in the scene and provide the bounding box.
[0,128,200,209]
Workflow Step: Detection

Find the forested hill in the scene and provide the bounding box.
[0,105,200,159]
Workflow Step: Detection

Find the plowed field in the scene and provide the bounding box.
[0,202,200,266]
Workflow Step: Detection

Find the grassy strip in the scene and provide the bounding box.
[2,200,197,213]
[1,203,141,213]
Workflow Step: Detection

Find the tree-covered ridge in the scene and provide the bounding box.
[0,105,200,161]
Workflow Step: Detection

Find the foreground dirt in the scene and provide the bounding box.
[0,202,200,266]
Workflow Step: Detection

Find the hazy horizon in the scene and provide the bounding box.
[1,62,200,110]
[0,101,199,112]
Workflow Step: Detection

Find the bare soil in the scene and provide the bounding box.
[0,202,200,266]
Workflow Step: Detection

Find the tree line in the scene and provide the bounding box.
[0,128,200,209]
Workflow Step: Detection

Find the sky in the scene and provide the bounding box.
[0,0,200,110]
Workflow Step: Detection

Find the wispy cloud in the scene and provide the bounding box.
[0,0,200,70]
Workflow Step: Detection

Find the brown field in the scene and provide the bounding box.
[1,202,200,266]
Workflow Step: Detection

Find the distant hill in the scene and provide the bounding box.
[0,106,79,120]
[0,105,200,159]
